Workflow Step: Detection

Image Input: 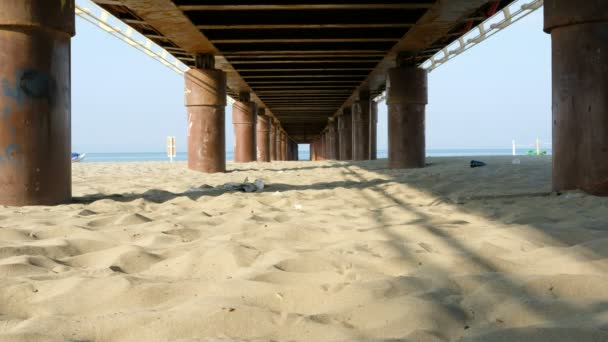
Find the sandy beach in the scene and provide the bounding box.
[1,156,607,341]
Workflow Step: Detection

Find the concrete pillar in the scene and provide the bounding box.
[370,101,378,160]
[186,55,227,174]
[338,108,353,160]
[256,109,270,162]
[545,0,608,195]
[233,92,257,163]
[352,93,371,160]
[386,66,428,169]
[0,0,75,206]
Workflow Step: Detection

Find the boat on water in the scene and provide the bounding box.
[71,153,86,162]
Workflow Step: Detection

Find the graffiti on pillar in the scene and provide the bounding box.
[1,68,55,163]
[3,69,56,105]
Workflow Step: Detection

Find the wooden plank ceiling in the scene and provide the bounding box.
[94,0,513,143]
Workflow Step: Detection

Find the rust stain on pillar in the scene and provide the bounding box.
[185,66,227,173]
[256,109,270,162]
[387,66,428,169]
[338,108,353,160]
[352,95,371,161]
[545,0,608,195]
[233,95,257,163]
[0,0,75,206]
[370,101,378,160]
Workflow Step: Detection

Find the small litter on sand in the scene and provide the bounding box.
[222,178,265,193]
[293,204,303,210]
[470,160,487,168]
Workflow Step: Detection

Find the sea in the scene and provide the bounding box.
[79,148,551,163]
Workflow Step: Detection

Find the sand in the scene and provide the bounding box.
[1,156,608,342]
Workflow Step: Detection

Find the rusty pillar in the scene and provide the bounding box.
[352,94,371,160]
[309,143,312,161]
[269,121,276,161]
[321,132,326,160]
[319,133,325,160]
[545,0,608,195]
[256,109,270,162]
[185,54,227,174]
[328,120,339,160]
[0,1,75,206]
[233,92,257,163]
[370,101,378,160]
[274,127,281,160]
[290,141,297,161]
[386,66,428,169]
[285,135,290,161]
[338,108,353,160]
[317,137,323,161]
[278,131,285,161]
[326,131,330,160]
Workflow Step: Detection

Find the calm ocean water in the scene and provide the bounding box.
[79,148,551,163]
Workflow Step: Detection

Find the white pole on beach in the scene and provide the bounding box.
[512,140,516,156]
[536,138,541,156]
[166,136,176,162]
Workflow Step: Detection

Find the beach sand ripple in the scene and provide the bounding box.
[1,156,607,341]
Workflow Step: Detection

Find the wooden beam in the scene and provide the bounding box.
[236,68,372,72]
[242,75,367,79]
[222,50,386,55]
[180,4,435,11]
[230,59,381,64]
[225,53,386,59]
[93,0,123,5]
[198,24,413,29]
[211,38,399,43]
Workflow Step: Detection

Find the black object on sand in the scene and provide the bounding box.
[470,160,487,168]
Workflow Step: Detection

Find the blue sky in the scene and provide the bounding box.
[72,9,550,153]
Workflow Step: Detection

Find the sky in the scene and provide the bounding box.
[72,8,550,153]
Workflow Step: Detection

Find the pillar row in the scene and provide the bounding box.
[233,93,257,163]
[352,94,370,160]
[386,66,428,169]
[545,0,608,195]
[256,109,270,162]
[338,108,353,160]
[0,0,75,206]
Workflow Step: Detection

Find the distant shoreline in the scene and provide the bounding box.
[76,149,552,163]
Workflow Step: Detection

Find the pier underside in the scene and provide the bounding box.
[0,0,607,205]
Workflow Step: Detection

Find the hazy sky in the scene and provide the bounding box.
[72,8,550,153]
